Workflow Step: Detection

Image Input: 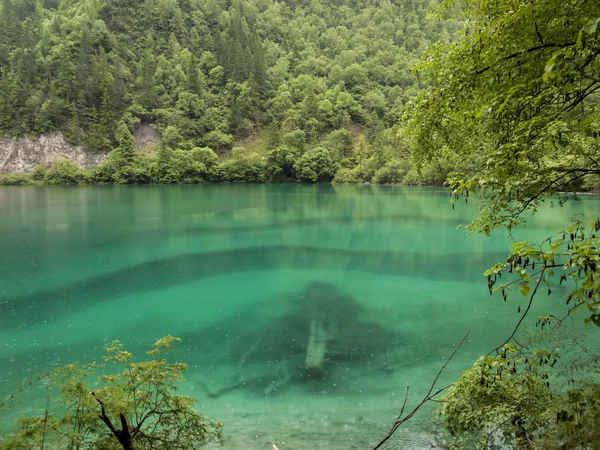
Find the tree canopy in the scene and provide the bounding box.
[0,0,461,185]
[405,0,600,447]
[0,336,223,450]
[406,0,600,231]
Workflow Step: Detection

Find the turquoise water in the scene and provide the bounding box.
[0,185,597,449]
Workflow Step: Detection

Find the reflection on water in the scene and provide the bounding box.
[0,185,598,449]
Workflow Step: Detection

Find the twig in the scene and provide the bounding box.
[489,269,545,355]
[0,371,53,410]
[372,331,470,449]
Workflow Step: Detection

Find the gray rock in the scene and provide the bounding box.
[133,122,161,152]
[0,133,106,173]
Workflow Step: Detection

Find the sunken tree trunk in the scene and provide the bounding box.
[305,319,328,378]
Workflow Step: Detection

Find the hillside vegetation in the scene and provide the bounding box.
[0,0,459,184]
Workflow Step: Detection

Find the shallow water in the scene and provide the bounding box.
[0,185,598,449]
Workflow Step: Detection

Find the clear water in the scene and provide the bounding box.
[0,185,597,449]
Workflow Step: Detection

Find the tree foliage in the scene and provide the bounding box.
[0,0,461,185]
[294,146,336,183]
[405,0,600,447]
[0,336,223,450]
[406,0,600,231]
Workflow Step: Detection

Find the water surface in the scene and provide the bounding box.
[0,185,597,449]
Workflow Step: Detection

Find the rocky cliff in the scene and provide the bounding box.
[0,133,106,173]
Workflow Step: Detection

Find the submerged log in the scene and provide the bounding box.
[305,319,328,378]
[198,339,262,398]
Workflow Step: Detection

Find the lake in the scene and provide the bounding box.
[0,185,597,449]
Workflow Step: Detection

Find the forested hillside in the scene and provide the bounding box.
[0,0,459,184]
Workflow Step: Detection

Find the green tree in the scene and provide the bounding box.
[324,128,353,161]
[44,158,85,185]
[406,0,600,232]
[0,0,461,184]
[219,146,266,182]
[266,145,297,181]
[0,336,223,450]
[405,0,600,447]
[294,146,336,183]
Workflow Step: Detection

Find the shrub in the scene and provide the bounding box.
[333,167,362,183]
[0,174,31,185]
[202,130,233,150]
[44,158,84,185]
[32,165,46,181]
[158,148,207,184]
[266,145,297,181]
[190,146,219,168]
[161,125,185,150]
[372,159,410,184]
[402,160,451,186]
[281,129,307,153]
[0,336,223,450]
[294,147,336,183]
[324,128,353,160]
[219,147,266,182]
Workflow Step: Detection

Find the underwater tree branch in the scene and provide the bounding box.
[372,331,470,449]
[198,338,263,398]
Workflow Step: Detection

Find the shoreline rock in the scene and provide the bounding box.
[0,133,106,173]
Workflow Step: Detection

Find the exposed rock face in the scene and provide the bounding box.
[133,122,161,153]
[0,133,106,173]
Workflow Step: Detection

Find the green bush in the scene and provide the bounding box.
[333,167,362,183]
[0,336,223,450]
[294,147,336,183]
[402,160,450,186]
[32,165,46,181]
[281,129,307,153]
[190,146,219,181]
[91,154,138,185]
[109,155,158,184]
[90,159,116,183]
[266,145,297,181]
[0,174,31,185]
[190,147,219,168]
[219,147,266,182]
[324,128,353,160]
[44,158,84,185]
[372,159,410,184]
[158,148,207,184]
[202,130,233,150]
[338,156,357,169]
[161,126,185,150]
[356,155,380,182]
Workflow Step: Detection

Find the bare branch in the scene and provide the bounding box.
[476,42,576,75]
[93,393,118,436]
[372,331,471,450]
[490,269,545,355]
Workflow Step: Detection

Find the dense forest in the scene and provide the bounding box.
[0,0,459,185]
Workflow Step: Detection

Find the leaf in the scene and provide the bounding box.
[544,55,556,73]
[520,281,531,296]
[542,71,555,83]
[586,17,600,35]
